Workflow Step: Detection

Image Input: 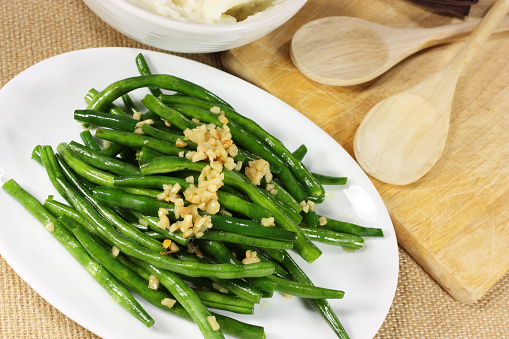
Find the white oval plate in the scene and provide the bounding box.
[0,48,398,339]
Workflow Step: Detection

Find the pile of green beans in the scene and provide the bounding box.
[2,53,384,339]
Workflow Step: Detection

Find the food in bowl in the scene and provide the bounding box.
[126,0,287,24]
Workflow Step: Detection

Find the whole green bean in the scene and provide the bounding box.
[87,74,230,112]
[79,130,101,152]
[57,142,116,187]
[199,230,293,250]
[95,128,185,156]
[67,141,141,176]
[320,217,384,237]
[135,53,163,97]
[301,227,364,250]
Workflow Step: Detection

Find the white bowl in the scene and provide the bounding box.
[83,0,307,53]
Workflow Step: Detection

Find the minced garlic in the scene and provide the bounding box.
[261,217,275,227]
[111,246,120,258]
[148,275,159,290]
[299,200,316,213]
[319,216,328,226]
[245,159,272,185]
[242,250,261,264]
[45,222,55,232]
[207,316,220,331]
[183,119,238,170]
[161,298,176,308]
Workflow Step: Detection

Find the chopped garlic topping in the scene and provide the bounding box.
[207,316,221,331]
[133,111,142,121]
[210,106,221,114]
[45,222,55,232]
[245,159,272,185]
[299,200,316,213]
[161,298,176,308]
[242,250,261,264]
[183,119,238,167]
[261,217,275,227]
[148,275,159,290]
[111,246,120,258]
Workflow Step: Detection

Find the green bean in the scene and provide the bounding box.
[53,150,275,279]
[75,109,138,131]
[136,146,165,163]
[135,53,163,97]
[320,217,384,237]
[2,180,154,328]
[38,145,68,198]
[55,151,164,252]
[142,94,198,131]
[114,174,189,190]
[216,190,271,221]
[141,124,197,149]
[85,88,130,117]
[100,141,126,157]
[263,249,349,339]
[79,130,101,152]
[301,227,364,250]
[57,142,116,187]
[43,196,96,234]
[115,186,162,198]
[117,173,271,222]
[199,231,293,250]
[292,144,307,161]
[267,180,302,213]
[31,145,43,165]
[67,141,141,176]
[115,254,265,339]
[95,128,184,156]
[312,173,348,186]
[266,274,344,299]
[166,102,316,217]
[87,74,230,113]
[121,93,141,115]
[192,289,255,315]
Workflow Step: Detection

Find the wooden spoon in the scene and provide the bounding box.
[353,0,509,185]
[290,14,509,86]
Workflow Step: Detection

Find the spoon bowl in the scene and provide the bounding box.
[291,14,509,86]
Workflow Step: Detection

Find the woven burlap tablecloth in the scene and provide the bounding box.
[1,1,508,338]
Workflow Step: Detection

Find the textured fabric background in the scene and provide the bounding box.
[0,1,508,338]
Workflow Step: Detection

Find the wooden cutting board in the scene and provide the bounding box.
[222,0,509,304]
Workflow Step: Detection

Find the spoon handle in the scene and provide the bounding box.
[448,0,509,74]
[419,15,509,49]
